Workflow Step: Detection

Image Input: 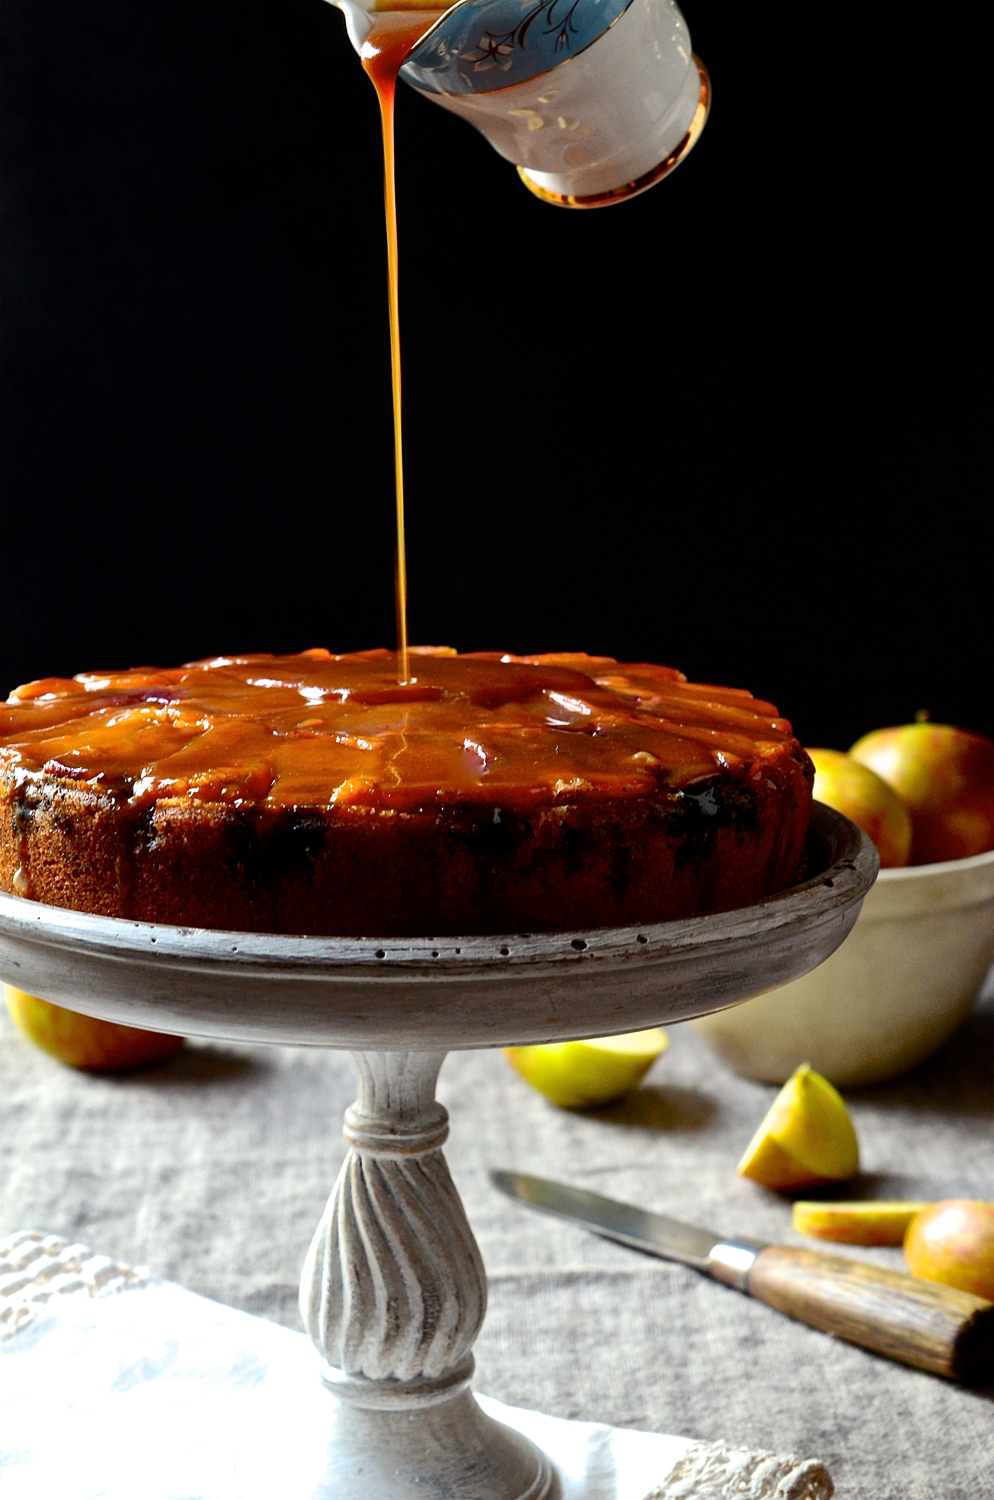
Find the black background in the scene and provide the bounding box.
[0,1,988,748]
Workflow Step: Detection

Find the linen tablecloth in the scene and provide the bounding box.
[2,974,992,1497]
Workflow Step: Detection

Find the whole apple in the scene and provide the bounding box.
[807,748,912,868]
[904,1200,994,1300]
[4,985,184,1072]
[850,723,994,865]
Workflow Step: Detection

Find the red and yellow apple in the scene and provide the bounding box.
[903,1199,994,1300]
[807,748,912,868]
[850,724,994,865]
[4,984,184,1072]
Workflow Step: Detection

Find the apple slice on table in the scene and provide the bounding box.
[793,1200,930,1245]
[737,1063,859,1191]
[4,985,184,1072]
[505,1028,668,1109]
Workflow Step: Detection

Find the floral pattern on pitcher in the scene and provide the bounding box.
[401,0,634,96]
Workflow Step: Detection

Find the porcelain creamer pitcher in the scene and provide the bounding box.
[331,0,709,206]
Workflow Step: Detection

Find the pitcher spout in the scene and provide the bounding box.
[330,0,375,52]
[330,0,447,53]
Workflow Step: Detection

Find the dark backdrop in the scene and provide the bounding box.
[1,1,989,748]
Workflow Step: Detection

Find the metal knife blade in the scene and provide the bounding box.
[490,1170,763,1283]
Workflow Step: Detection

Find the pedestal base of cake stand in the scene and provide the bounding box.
[326,1379,552,1499]
[301,1050,553,1499]
[0,805,877,1499]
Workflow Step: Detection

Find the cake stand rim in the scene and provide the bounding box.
[0,803,875,978]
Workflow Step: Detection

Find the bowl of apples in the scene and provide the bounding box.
[693,722,994,1087]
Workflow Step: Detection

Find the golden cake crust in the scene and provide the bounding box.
[0,648,813,935]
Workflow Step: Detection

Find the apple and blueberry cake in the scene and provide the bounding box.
[0,648,813,935]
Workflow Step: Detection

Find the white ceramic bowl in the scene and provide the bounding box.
[691,840,994,1087]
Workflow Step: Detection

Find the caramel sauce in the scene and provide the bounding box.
[1,650,799,815]
[360,9,444,684]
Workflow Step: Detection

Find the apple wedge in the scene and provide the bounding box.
[504,1028,668,1109]
[737,1063,859,1191]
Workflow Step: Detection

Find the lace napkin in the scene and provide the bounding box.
[0,1232,833,1500]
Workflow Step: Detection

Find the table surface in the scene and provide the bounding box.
[2,973,992,1500]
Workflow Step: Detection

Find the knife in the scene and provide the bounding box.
[491,1171,994,1383]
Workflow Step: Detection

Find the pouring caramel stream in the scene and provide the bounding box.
[360,9,443,685]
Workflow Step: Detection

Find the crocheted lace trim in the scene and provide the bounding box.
[648,1438,834,1499]
[0,1229,147,1344]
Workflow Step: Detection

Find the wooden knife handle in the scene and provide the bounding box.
[748,1245,994,1382]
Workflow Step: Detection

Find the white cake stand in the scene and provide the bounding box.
[0,804,876,1499]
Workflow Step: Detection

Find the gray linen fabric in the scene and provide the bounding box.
[2,976,992,1499]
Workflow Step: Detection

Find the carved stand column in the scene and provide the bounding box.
[300,1050,554,1500]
